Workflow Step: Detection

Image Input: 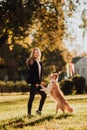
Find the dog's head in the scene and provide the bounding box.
[49,73,59,82]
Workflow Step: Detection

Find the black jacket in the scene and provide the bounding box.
[27,61,42,84]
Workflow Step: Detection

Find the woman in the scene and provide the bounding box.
[26,47,47,118]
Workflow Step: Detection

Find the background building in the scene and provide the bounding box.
[75,57,87,81]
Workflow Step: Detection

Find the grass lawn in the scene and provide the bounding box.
[0,94,87,130]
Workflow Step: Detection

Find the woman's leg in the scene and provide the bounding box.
[36,86,47,114]
[28,84,36,115]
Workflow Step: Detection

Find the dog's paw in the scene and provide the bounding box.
[41,89,44,91]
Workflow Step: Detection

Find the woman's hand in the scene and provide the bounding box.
[26,58,29,66]
[35,84,40,88]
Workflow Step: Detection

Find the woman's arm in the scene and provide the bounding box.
[26,57,34,66]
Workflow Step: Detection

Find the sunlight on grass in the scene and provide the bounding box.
[0,94,87,130]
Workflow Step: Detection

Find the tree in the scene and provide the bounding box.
[80,9,87,49]
[64,0,87,54]
[0,0,80,80]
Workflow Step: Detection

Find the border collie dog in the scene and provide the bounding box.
[41,73,74,114]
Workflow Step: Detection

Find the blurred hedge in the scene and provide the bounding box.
[72,75,86,94]
[60,75,87,95]
[59,79,74,95]
[0,74,87,95]
[0,80,29,95]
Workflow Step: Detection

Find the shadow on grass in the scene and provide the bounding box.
[0,114,73,129]
[56,113,73,120]
[14,114,73,128]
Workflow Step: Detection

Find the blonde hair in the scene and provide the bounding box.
[26,47,41,65]
[30,47,41,61]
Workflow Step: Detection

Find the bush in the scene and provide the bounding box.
[0,80,29,95]
[0,81,7,95]
[72,75,86,94]
[85,83,87,93]
[14,81,29,94]
[6,81,15,93]
[60,79,73,95]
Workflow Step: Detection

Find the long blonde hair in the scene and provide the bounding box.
[26,47,41,65]
[30,47,41,61]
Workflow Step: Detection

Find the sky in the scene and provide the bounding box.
[63,0,87,54]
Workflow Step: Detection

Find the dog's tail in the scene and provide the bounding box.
[65,103,74,113]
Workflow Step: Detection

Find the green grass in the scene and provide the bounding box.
[0,94,87,130]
